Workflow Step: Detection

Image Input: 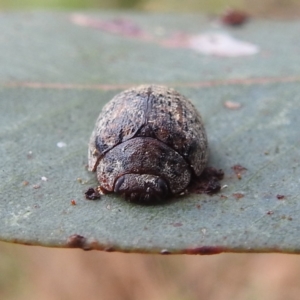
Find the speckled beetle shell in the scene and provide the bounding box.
[88,85,208,202]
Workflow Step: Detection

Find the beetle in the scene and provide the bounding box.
[88,85,208,203]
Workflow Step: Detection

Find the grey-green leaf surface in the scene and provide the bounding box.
[1,12,300,254]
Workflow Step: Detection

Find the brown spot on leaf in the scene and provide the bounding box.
[161,249,171,255]
[221,9,249,26]
[104,246,115,252]
[67,234,87,248]
[231,164,247,179]
[185,246,223,255]
[233,193,244,199]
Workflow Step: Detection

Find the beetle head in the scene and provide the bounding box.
[114,174,169,203]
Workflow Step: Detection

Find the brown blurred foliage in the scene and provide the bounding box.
[1,242,300,300]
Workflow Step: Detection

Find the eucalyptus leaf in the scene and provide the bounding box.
[1,12,300,254]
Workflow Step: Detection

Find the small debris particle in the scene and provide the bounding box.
[33,184,40,189]
[97,186,107,195]
[22,181,29,186]
[224,101,242,110]
[264,151,269,155]
[221,185,228,190]
[77,177,88,184]
[233,192,244,199]
[160,249,171,255]
[57,142,67,148]
[288,217,293,221]
[201,228,207,235]
[27,151,33,159]
[221,9,249,26]
[220,194,228,199]
[196,204,201,209]
[106,205,111,210]
[41,176,48,181]
[189,167,224,195]
[277,194,285,200]
[267,211,274,215]
[71,199,76,205]
[85,187,101,200]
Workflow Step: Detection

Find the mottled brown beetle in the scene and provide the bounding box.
[88,85,208,203]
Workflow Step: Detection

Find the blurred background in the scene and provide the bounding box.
[2,242,300,300]
[1,1,300,300]
[0,0,299,17]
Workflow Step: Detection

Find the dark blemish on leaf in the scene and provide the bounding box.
[161,249,171,255]
[267,211,274,215]
[85,187,101,200]
[221,9,249,26]
[171,222,183,227]
[277,194,285,200]
[288,217,293,221]
[104,246,115,252]
[189,167,224,195]
[185,246,223,255]
[67,234,87,248]
[233,193,244,199]
[232,164,247,173]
